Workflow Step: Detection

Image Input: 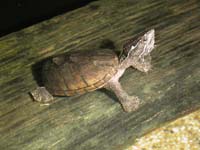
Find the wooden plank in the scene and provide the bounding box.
[0,0,200,149]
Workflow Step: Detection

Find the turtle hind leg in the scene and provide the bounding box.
[30,87,54,104]
[104,80,140,112]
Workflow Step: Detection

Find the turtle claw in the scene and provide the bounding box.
[30,87,54,104]
[121,96,140,112]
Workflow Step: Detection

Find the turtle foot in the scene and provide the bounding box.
[121,96,140,112]
[30,87,54,104]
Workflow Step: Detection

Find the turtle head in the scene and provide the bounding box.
[120,29,155,72]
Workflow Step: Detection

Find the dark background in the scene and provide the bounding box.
[0,0,96,37]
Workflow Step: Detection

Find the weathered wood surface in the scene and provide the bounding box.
[0,0,200,149]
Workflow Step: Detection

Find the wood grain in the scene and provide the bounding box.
[0,0,200,149]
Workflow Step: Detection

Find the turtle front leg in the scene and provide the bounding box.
[104,80,140,112]
[30,87,54,104]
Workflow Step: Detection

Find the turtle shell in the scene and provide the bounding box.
[42,49,119,96]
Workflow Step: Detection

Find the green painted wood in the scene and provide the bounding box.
[0,0,200,149]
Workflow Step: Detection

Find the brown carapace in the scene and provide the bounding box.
[31,29,155,112]
[43,49,119,96]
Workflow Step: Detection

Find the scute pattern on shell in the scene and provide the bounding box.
[42,49,119,96]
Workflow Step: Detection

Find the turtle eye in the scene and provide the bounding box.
[122,36,140,55]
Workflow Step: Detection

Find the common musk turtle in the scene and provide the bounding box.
[31,29,155,112]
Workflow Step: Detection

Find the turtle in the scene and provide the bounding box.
[31,29,155,112]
